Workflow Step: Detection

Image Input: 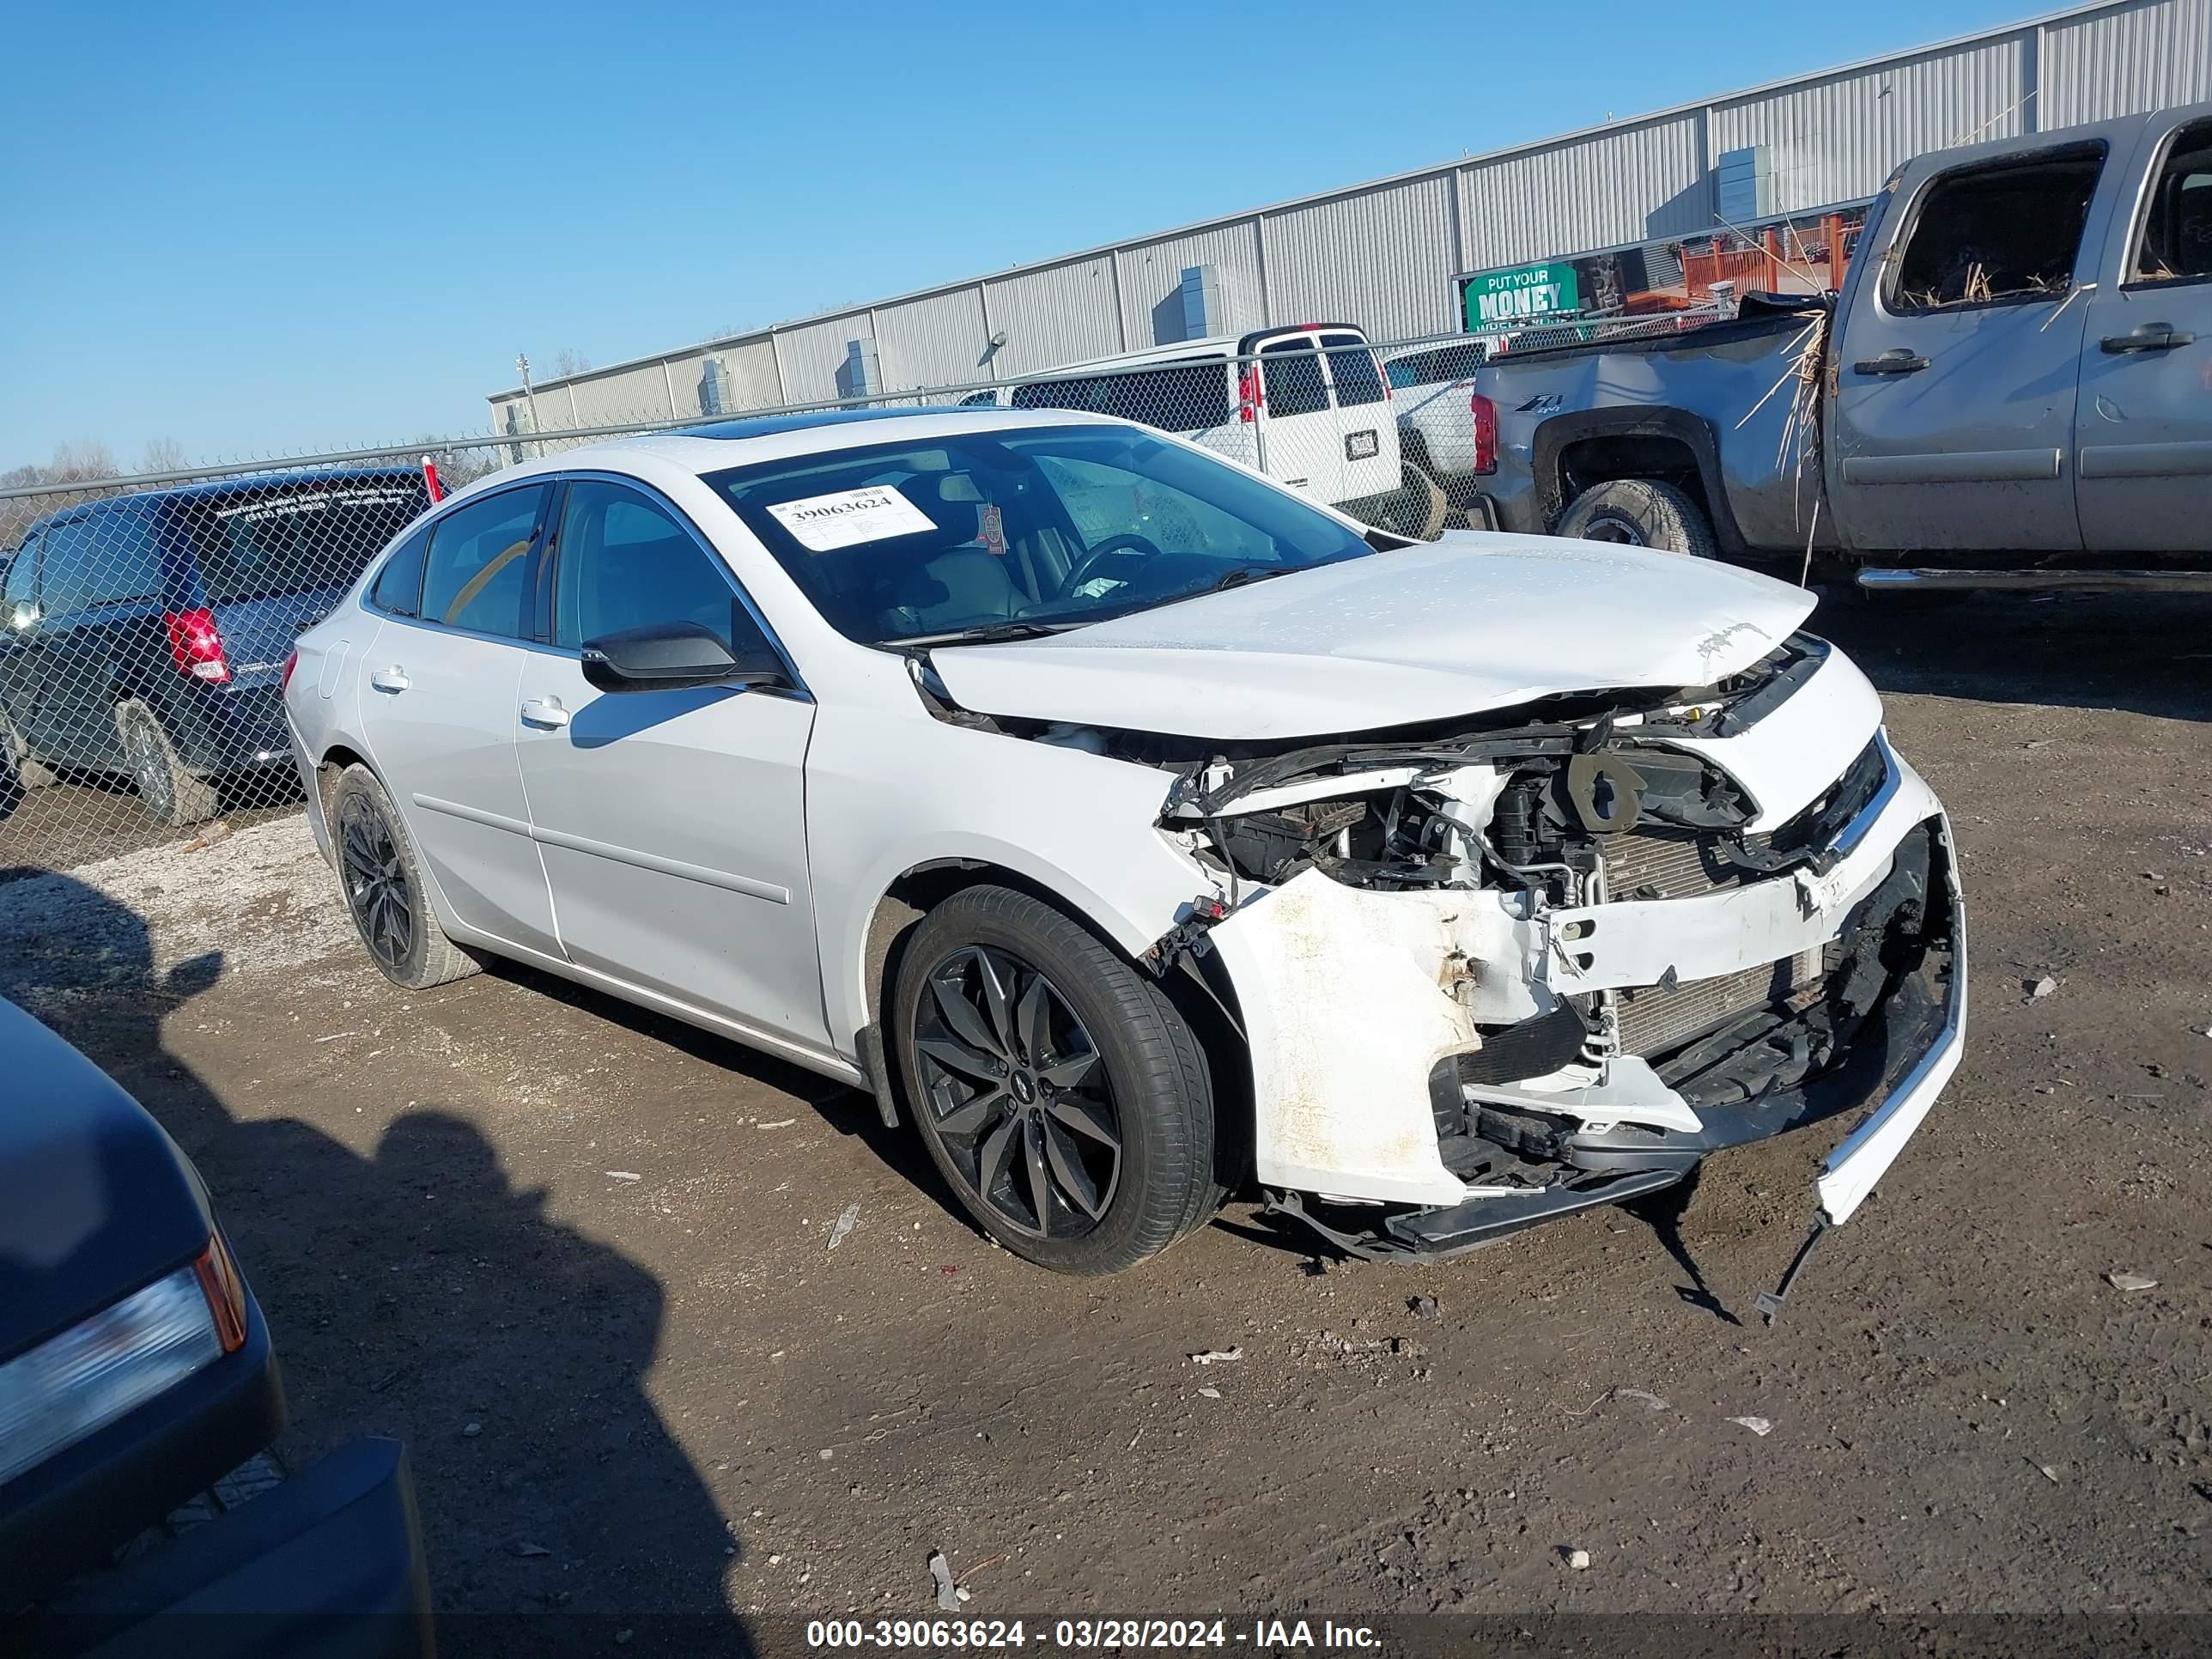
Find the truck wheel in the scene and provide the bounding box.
[330,763,483,990]
[894,885,1218,1275]
[115,699,220,827]
[1556,479,1717,557]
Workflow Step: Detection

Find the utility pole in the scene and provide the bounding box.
[516,353,542,458]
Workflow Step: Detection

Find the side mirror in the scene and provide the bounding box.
[580,621,787,695]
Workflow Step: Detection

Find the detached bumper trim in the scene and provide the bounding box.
[1818,860,1968,1224]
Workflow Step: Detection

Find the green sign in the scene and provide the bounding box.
[1463,262,1581,329]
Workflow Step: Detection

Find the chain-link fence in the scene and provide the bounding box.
[0,291,1815,878]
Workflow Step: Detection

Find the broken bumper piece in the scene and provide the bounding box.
[1220,742,1966,1261]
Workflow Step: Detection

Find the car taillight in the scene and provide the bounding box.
[1237,365,1261,423]
[1375,353,1391,399]
[1470,392,1498,476]
[421,453,445,504]
[164,607,232,684]
[280,648,299,694]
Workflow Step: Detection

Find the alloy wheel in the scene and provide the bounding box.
[338,799,414,970]
[910,945,1121,1239]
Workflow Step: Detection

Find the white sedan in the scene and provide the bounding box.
[284,408,1965,1280]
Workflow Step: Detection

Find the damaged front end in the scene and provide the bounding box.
[1155,635,1966,1261]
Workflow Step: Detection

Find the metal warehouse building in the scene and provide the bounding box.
[488,0,2212,434]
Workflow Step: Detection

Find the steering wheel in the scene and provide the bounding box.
[1060,532,1164,599]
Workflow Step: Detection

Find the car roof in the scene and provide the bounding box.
[20,465,421,538]
[468,405,1133,492]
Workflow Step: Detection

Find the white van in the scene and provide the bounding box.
[963,325,1425,533]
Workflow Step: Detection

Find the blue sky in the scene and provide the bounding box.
[0,0,2037,469]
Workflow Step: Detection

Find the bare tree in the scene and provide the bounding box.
[553,348,592,378]
[46,440,119,483]
[139,436,191,477]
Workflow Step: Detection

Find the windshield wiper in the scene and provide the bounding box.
[896,619,1085,647]
[1199,563,1294,595]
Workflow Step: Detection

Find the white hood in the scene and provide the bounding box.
[928,532,1819,741]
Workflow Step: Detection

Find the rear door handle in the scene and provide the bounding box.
[2100,322,2196,354]
[1852,349,1930,375]
[369,665,410,693]
[520,697,570,729]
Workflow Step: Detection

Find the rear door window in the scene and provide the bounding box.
[419,485,550,639]
[1259,338,1328,417]
[3,539,39,611]
[2130,118,2212,285]
[1319,333,1386,407]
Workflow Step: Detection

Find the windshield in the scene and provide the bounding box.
[704,423,1377,646]
[179,480,428,604]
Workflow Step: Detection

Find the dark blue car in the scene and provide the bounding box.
[0,470,428,824]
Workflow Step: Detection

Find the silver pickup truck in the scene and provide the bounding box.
[1468,100,2212,590]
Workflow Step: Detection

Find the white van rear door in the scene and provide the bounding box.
[1251,333,1346,505]
[1318,331,1399,506]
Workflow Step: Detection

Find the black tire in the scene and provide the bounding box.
[1555,478,1717,557]
[1378,461,1449,540]
[893,884,1217,1274]
[115,698,219,827]
[329,763,482,990]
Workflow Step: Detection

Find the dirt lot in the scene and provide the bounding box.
[3,590,2209,1653]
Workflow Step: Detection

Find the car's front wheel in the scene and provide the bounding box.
[894,885,1218,1274]
[329,763,482,990]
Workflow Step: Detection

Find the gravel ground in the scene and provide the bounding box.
[3,589,2208,1654]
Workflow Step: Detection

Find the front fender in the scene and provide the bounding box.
[803,704,1211,1066]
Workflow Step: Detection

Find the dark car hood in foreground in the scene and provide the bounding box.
[0,998,213,1358]
[927,532,1818,741]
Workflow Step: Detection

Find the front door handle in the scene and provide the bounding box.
[2100,322,2196,354]
[368,665,410,693]
[1852,349,1930,375]
[520,697,570,729]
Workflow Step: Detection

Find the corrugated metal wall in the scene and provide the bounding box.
[1457,113,1708,270]
[2041,0,2212,126]
[487,0,2209,432]
[1267,174,1462,341]
[1711,36,2030,216]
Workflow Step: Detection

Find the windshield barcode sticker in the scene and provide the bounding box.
[766,485,938,552]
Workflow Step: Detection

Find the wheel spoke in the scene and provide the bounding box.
[976,1115,1021,1198]
[1046,1097,1119,1152]
[1016,976,1051,1067]
[1022,1124,1054,1231]
[929,965,1005,1059]
[916,1034,1005,1084]
[937,1085,1007,1137]
[975,950,1018,1054]
[1038,1048,1099,1091]
[1042,1119,1105,1218]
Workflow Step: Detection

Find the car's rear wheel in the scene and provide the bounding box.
[894,885,1217,1274]
[115,699,219,827]
[1378,462,1448,539]
[1555,477,1717,557]
[330,763,482,990]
